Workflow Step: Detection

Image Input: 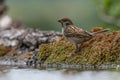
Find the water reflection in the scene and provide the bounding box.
[0,68,120,80]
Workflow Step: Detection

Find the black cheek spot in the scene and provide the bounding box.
[66,23,70,25]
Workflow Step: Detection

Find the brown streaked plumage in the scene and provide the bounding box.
[58,18,109,57]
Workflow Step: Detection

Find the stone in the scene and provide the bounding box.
[0,27,62,52]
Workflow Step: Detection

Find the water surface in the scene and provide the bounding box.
[0,67,120,80]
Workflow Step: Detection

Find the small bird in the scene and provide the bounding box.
[0,1,12,30]
[58,18,109,56]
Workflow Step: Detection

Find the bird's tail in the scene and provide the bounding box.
[92,29,109,35]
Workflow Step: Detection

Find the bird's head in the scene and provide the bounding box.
[58,18,73,28]
[0,5,8,15]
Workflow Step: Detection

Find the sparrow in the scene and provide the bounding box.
[0,1,11,30]
[58,18,109,56]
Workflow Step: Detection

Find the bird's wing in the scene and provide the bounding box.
[64,25,92,38]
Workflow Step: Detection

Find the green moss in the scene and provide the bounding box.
[38,39,74,64]
[0,45,11,57]
[38,31,120,65]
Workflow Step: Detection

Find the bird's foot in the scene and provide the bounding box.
[66,48,82,57]
[67,52,74,57]
[74,48,81,53]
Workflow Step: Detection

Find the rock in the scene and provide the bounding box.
[26,49,39,67]
[0,27,62,51]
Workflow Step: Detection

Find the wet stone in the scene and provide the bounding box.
[0,27,62,51]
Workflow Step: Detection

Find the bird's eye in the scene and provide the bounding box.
[65,22,70,25]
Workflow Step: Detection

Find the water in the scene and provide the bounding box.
[0,67,120,80]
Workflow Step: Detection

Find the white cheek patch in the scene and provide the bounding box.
[62,21,69,28]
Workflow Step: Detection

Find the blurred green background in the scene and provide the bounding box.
[6,0,120,31]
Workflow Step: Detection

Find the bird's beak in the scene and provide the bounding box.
[58,20,62,23]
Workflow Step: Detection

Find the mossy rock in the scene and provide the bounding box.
[0,45,11,57]
[38,31,120,65]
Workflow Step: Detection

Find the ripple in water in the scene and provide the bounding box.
[0,69,120,80]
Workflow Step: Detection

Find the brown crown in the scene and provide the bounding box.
[58,18,73,25]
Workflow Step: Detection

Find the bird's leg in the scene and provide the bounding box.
[74,43,82,52]
[76,44,82,54]
[74,44,82,54]
[74,44,79,53]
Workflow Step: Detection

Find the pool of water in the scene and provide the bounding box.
[0,66,120,80]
